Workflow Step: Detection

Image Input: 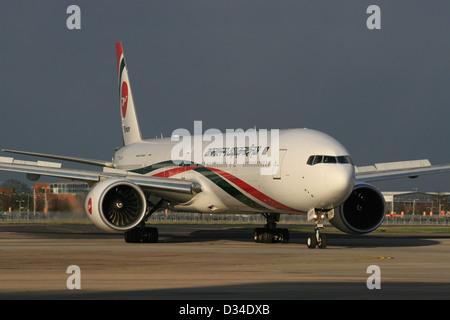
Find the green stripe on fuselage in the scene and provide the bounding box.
[129,160,176,174]
[193,167,267,211]
[129,161,268,211]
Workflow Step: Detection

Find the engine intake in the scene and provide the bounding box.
[329,183,385,234]
[85,178,147,232]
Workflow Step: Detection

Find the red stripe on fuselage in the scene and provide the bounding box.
[151,166,198,178]
[151,165,300,212]
[207,167,299,212]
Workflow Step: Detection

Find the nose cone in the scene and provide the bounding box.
[325,165,355,203]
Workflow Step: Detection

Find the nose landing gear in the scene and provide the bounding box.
[307,209,328,249]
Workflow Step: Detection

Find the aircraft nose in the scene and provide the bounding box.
[325,165,355,201]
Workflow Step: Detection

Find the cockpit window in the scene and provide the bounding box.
[337,156,353,164]
[312,155,323,165]
[307,155,353,166]
[323,156,336,163]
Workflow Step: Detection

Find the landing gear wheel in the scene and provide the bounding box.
[141,227,159,243]
[253,214,290,244]
[276,228,290,243]
[262,229,274,243]
[318,234,327,249]
[253,229,261,242]
[124,226,158,243]
[307,234,317,249]
[307,233,327,249]
[254,228,274,243]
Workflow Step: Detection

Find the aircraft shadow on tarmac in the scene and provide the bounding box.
[4,279,450,300]
[0,223,445,249]
[157,225,444,249]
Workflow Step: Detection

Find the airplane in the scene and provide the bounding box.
[1,42,449,248]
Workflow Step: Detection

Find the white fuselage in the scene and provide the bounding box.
[113,128,355,215]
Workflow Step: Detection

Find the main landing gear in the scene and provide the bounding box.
[124,225,159,243]
[124,199,165,243]
[254,213,289,243]
[306,210,328,249]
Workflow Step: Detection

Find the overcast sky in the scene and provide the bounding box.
[1,1,449,191]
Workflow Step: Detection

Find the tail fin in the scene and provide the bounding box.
[116,42,142,145]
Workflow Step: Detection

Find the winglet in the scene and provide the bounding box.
[116,42,143,145]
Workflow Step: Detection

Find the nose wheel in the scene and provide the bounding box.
[307,210,328,249]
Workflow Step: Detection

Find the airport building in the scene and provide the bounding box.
[33,182,90,213]
[383,191,450,216]
[0,187,17,212]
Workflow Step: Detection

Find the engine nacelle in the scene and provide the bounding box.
[85,178,147,232]
[329,182,385,234]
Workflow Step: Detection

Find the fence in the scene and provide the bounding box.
[2,210,450,226]
[383,214,450,225]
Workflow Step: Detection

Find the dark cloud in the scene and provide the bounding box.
[0,1,448,191]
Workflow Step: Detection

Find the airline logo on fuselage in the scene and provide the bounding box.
[171,121,279,175]
[204,145,269,158]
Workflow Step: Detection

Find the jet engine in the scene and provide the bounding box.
[329,182,385,234]
[85,178,147,232]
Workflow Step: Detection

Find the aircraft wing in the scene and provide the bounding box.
[355,159,450,182]
[0,155,202,203]
[1,148,115,168]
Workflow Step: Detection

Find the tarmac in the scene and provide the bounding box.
[1,222,450,300]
